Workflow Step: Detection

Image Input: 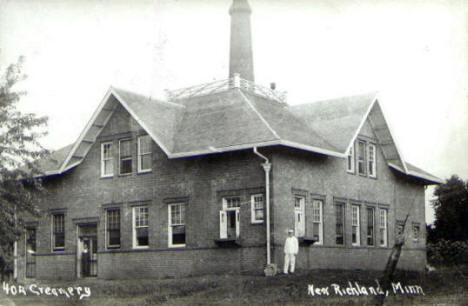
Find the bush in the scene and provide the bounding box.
[427,240,468,265]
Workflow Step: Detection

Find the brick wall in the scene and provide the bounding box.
[270,118,427,271]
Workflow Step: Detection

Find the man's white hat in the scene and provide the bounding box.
[288,229,294,233]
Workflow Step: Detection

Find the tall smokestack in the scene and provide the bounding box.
[229,0,254,82]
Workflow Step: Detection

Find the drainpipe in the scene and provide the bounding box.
[253,147,272,266]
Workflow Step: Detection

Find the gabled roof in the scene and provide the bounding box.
[40,83,441,184]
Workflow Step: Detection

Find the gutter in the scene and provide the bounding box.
[253,147,274,272]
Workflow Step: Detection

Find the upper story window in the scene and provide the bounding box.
[357,140,367,175]
[133,206,149,248]
[349,139,377,179]
[168,203,186,247]
[368,144,376,178]
[52,214,65,251]
[106,209,121,248]
[119,139,132,175]
[138,135,152,173]
[347,144,355,173]
[250,194,264,224]
[101,142,113,177]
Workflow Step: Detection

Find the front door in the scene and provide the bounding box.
[77,224,97,278]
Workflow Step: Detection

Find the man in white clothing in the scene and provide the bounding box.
[283,229,299,274]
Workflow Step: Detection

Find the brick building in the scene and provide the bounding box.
[16,0,442,280]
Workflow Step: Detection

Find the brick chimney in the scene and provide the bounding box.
[229,0,254,82]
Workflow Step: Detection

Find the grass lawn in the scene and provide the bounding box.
[2,265,467,305]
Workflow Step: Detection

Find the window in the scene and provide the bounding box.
[347,144,355,173]
[351,205,360,246]
[133,206,149,248]
[138,135,152,173]
[119,139,132,175]
[251,194,264,224]
[335,202,345,245]
[106,209,120,248]
[168,203,186,247]
[368,143,376,177]
[101,142,113,177]
[294,196,305,238]
[224,197,241,209]
[52,214,65,251]
[379,208,388,247]
[367,207,375,246]
[358,140,367,175]
[311,199,323,245]
[412,223,420,242]
[25,228,36,278]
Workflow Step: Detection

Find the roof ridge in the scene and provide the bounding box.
[237,89,281,140]
[290,91,378,108]
[111,86,185,108]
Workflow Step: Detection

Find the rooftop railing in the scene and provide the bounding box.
[165,74,287,104]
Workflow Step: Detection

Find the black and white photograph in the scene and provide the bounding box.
[1,0,467,304]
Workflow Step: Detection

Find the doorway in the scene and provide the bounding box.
[77,224,97,278]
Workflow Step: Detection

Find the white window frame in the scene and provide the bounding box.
[311,199,323,245]
[137,135,152,173]
[220,197,240,239]
[250,194,264,224]
[132,206,149,249]
[379,208,388,247]
[366,207,375,246]
[368,143,376,178]
[168,203,186,248]
[106,209,121,249]
[357,140,367,175]
[51,213,65,252]
[335,202,345,245]
[101,142,113,177]
[347,144,355,173]
[351,205,361,246]
[119,138,133,175]
[294,196,306,238]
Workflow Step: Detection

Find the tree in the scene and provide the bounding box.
[432,175,468,241]
[0,56,48,280]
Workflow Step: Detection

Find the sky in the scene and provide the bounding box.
[1,0,467,224]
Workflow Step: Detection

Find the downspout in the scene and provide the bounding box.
[253,147,272,266]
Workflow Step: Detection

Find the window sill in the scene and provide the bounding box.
[119,173,133,177]
[137,170,152,175]
[346,170,355,175]
[132,246,149,250]
[100,175,114,179]
[250,221,264,225]
[214,238,241,248]
[169,245,186,249]
[52,248,65,252]
[298,237,316,246]
[106,246,121,250]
